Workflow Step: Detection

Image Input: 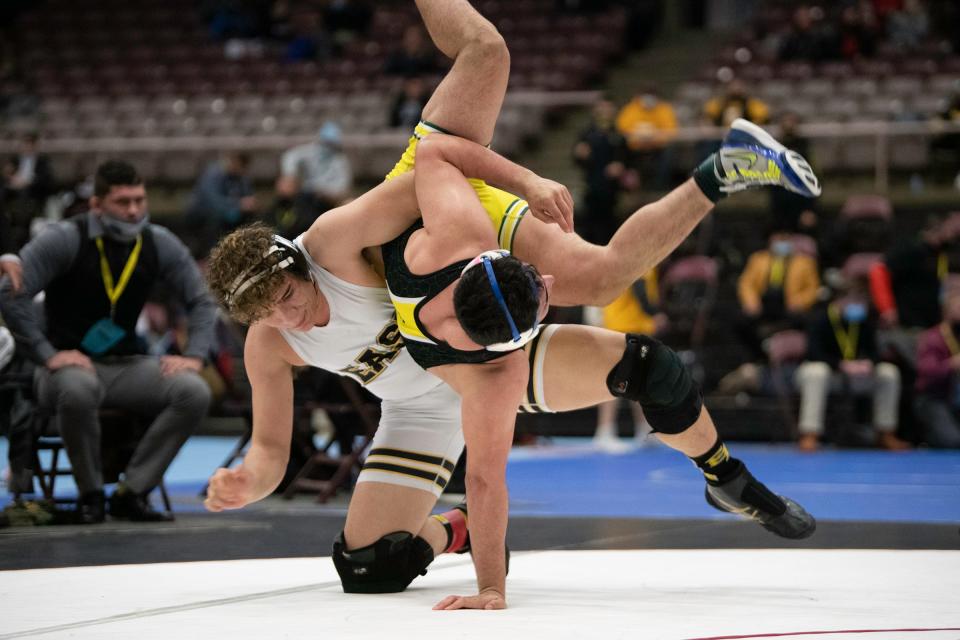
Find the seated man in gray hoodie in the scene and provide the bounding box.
[0,160,216,523]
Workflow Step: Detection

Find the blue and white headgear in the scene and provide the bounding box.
[460,250,542,352]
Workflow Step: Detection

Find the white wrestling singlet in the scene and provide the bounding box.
[278,237,444,402]
[278,237,464,496]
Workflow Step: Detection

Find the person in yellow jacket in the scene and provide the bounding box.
[593,269,668,451]
[615,88,677,190]
[745,226,820,347]
[720,226,820,394]
[702,78,770,128]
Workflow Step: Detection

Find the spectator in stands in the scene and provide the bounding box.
[615,86,677,190]
[888,0,929,51]
[274,122,353,238]
[770,112,819,237]
[267,0,293,39]
[944,1,960,53]
[819,209,892,274]
[284,8,332,62]
[0,207,20,292]
[794,276,909,451]
[60,175,95,220]
[186,151,257,254]
[913,282,960,448]
[384,25,440,77]
[555,0,611,12]
[1,133,54,252]
[0,160,215,524]
[390,76,430,130]
[572,97,628,244]
[0,2,27,81]
[834,4,879,59]
[593,269,667,451]
[872,213,960,332]
[779,5,828,62]
[870,213,960,369]
[929,84,960,188]
[703,78,769,128]
[734,223,820,364]
[871,0,903,22]
[323,0,372,43]
[202,0,269,40]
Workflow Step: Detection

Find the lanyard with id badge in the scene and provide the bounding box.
[79,235,142,356]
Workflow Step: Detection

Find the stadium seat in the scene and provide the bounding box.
[884,76,924,98]
[839,77,878,99]
[840,195,893,221]
[661,256,719,350]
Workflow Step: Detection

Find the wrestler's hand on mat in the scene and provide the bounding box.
[522,175,574,233]
[205,466,255,511]
[433,588,506,611]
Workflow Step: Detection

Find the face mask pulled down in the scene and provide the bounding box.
[101,213,150,243]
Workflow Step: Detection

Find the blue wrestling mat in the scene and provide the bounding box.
[2,437,959,524]
[506,442,960,524]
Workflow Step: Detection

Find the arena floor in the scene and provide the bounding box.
[2,438,958,639]
[3,549,959,640]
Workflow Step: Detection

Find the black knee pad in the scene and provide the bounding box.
[605,334,703,435]
[332,531,435,594]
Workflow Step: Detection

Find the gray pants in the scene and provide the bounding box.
[794,361,901,436]
[913,395,960,448]
[36,356,211,495]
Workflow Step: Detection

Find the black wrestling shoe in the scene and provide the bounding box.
[704,463,816,539]
[109,489,173,522]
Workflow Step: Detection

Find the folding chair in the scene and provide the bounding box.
[281,375,380,503]
[3,372,172,515]
[765,329,807,442]
[660,255,719,350]
[32,409,174,515]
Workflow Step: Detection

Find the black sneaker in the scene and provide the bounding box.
[77,490,106,525]
[109,489,173,522]
[705,463,815,539]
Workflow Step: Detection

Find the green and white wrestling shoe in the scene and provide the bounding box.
[713,117,821,198]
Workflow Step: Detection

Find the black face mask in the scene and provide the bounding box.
[951,322,960,337]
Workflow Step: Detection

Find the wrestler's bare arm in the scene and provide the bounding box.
[415,0,509,146]
[300,172,422,281]
[414,131,717,307]
[418,133,573,232]
[406,134,572,275]
[430,354,528,608]
[205,324,299,511]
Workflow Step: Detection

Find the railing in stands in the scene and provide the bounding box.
[2,94,958,192]
[0,90,604,181]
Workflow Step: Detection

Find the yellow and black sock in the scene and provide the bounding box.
[691,438,741,486]
[431,504,469,554]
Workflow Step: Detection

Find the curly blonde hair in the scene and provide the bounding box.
[207,223,290,324]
